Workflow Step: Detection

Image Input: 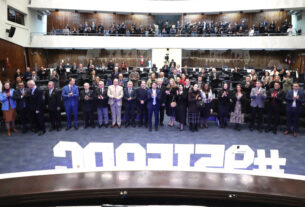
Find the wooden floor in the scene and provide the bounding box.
[0,171,304,207]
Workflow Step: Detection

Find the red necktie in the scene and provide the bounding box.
[272,90,278,105]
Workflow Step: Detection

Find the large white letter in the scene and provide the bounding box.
[194,144,225,170]
[174,144,194,169]
[53,141,84,169]
[225,145,255,170]
[147,144,173,170]
[83,142,115,170]
[115,143,146,170]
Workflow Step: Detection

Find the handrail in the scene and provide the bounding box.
[0,170,304,207]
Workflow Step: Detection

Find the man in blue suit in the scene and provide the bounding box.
[147,82,161,131]
[284,83,305,137]
[62,78,79,130]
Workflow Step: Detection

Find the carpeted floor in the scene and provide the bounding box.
[0,118,304,176]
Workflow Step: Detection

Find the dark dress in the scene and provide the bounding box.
[165,87,178,117]
[230,93,246,124]
[188,89,201,124]
[218,89,232,119]
[175,90,187,124]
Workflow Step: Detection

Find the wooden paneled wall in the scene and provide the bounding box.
[0,39,26,82]
[28,49,152,68]
[182,50,304,70]
[47,11,290,31]
[47,11,154,31]
[181,11,290,28]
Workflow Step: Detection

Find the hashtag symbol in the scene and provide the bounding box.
[253,149,286,173]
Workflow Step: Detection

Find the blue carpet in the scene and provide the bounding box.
[0,118,304,176]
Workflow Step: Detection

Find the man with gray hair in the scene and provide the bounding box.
[95,81,109,128]
[27,80,45,136]
[123,81,137,128]
[45,81,62,131]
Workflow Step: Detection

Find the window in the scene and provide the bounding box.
[7,7,25,25]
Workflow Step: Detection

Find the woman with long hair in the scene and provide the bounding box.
[0,81,17,136]
[175,84,188,131]
[165,78,178,127]
[200,83,214,128]
[217,82,232,128]
[188,83,202,132]
[230,84,246,131]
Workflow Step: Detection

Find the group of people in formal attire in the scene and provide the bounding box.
[54,18,293,37]
[0,62,304,137]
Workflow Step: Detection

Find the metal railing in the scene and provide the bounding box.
[31,31,304,37]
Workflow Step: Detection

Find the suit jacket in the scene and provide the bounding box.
[124,87,137,103]
[62,85,79,107]
[12,88,28,111]
[147,89,161,109]
[28,87,44,112]
[136,87,148,104]
[250,87,266,108]
[95,87,108,108]
[45,88,61,111]
[80,90,94,111]
[157,85,166,106]
[285,89,305,110]
[107,85,123,106]
[266,88,284,109]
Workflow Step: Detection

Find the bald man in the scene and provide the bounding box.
[80,83,95,128]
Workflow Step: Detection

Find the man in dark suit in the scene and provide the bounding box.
[45,81,62,131]
[147,82,161,131]
[107,59,115,70]
[12,82,29,133]
[265,82,284,134]
[80,83,95,128]
[62,78,79,130]
[136,80,148,127]
[27,80,45,136]
[284,83,305,137]
[123,81,137,128]
[95,81,109,128]
[157,78,166,126]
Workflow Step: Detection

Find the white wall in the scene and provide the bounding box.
[0,0,30,47]
[29,10,47,35]
[30,35,305,50]
[152,49,182,69]
[292,10,305,35]
[0,0,47,47]
[29,0,305,14]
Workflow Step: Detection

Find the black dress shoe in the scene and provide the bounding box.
[249,127,254,131]
[149,128,152,131]
[155,127,158,131]
[160,123,164,126]
[91,125,95,128]
[22,129,27,134]
[98,124,102,128]
[125,123,129,128]
[104,124,109,128]
[257,128,262,133]
[265,128,270,133]
[273,130,277,134]
[57,127,61,131]
[84,125,88,129]
[49,128,55,132]
[132,123,136,128]
[66,126,71,131]
[74,126,78,130]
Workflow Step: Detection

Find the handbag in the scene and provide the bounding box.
[170,96,176,108]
